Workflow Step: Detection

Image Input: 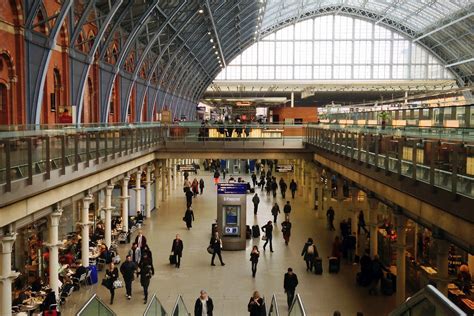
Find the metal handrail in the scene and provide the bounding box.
[268,293,280,316]
[75,294,116,316]
[143,293,168,316]
[288,293,306,316]
[171,294,191,316]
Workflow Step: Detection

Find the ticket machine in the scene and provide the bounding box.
[216,183,247,250]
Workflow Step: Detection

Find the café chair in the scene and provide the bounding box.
[85,269,92,285]
[72,272,87,288]
[97,258,106,271]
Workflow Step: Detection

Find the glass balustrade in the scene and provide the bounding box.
[76,294,116,316]
[171,295,190,316]
[143,293,167,316]
[268,294,280,316]
[288,294,307,316]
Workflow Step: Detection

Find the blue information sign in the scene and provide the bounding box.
[217,183,248,194]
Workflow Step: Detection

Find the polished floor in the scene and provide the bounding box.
[61,171,396,316]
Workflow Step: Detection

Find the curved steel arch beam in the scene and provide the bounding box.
[73,0,123,123]
[127,5,197,122]
[100,0,160,122]
[69,0,95,48]
[25,0,73,124]
[124,1,188,122]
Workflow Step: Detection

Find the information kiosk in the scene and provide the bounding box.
[217,183,247,250]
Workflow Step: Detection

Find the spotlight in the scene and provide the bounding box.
[198,9,204,14]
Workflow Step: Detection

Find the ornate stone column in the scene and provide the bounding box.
[80,195,93,267]
[47,209,63,299]
[121,176,130,232]
[367,196,379,258]
[309,168,317,210]
[104,185,114,248]
[433,229,450,296]
[145,165,152,217]
[154,160,160,210]
[161,160,166,201]
[0,232,19,316]
[167,159,171,197]
[134,169,143,215]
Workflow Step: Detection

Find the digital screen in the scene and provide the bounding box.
[224,205,240,225]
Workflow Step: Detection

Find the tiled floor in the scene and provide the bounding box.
[61,171,396,316]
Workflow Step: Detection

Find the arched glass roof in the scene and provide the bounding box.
[215,15,454,81]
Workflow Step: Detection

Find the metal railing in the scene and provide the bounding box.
[143,293,168,316]
[76,294,116,316]
[288,293,306,316]
[306,124,474,199]
[268,293,280,316]
[389,285,466,316]
[171,295,190,316]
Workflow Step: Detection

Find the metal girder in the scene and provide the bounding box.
[445,58,474,68]
[24,0,73,124]
[69,0,96,48]
[204,0,226,67]
[124,1,189,121]
[73,0,123,123]
[100,0,160,122]
[413,12,474,42]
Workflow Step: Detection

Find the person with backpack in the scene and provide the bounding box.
[252,193,260,215]
[199,178,205,195]
[271,203,280,224]
[301,238,318,271]
[289,180,297,199]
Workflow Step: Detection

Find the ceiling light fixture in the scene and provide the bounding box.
[210,38,213,43]
[198,9,204,14]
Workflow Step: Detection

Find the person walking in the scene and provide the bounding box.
[358,210,369,235]
[280,179,287,199]
[271,203,280,224]
[346,231,357,264]
[368,255,389,295]
[105,262,118,304]
[331,236,342,261]
[199,178,205,195]
[247,291,266,316]
[284,268,299,308]
[120,255,137,300]
[283,201,292,219]
[281,216,292,245]
[262,221,274,252]
[186,188,194,208]
[289,180,297,199]
[171,234,184,268]
[271,179,278,198]
[250,246,260,278]
[213,170,220,185]
[138,252,154,304]
[135,230,147,249]
[184,207,195,230]
[194,290,214,316]
[192,178,199,197]
[128,243,141,265]
[210,232,225,266]
[326,206,335,231]
[251,173,257,187]
[259,174,265,191]
[252,193,260,215]
[301,238,317,271]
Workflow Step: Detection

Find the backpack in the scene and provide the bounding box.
[307,245,315,254]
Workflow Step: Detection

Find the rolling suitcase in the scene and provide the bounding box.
[328,257,340,273]
[246,225,252,239]
[88,265,98,285]
[252,225,260,238]
[313,257,323,274]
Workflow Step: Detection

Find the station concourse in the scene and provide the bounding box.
[0,0,473,315]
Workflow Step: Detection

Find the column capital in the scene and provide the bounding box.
[120,195,130,200]
[83,195,93,203]
[103,206,115,212]
[123,176,131,182]
[44,241,63,249]
[49,209,63,227]
[106,184,115,192]
[77,221,92,227]
[0,271,20,281]
[134,187,143,191]
[0,233,17,253]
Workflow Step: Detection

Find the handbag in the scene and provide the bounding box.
[113,280,123,289]
[101,278,109,288]
[262,235,267,241]
[207,245,214,254]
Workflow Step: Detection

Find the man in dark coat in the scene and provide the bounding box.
[171,234,184,268]
[326,206,335,231]
[210,232,225,266]
[120,255,137,299]
[262,221,274,252]
[284,268,299,308]
[289,180,297,199]
[185,188,194,208]
[252,193,260,215]
[139,252,154,303]
[194,290,214,316]
[251,173,257,187]
[280,179,287,199]
[283,201,292,218]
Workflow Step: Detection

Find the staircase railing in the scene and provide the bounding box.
[288,293,306,316]
[143,293,168,316]
[75,294,116,316]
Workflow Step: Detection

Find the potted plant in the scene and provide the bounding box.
[378,111,390,130]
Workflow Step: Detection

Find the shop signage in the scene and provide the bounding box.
[178,164,196,172]
[276,164,294,173]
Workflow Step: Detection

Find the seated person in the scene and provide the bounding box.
[31,277,42,292]
[12,290,31,306]
[136,211,144,224]
[40,289,56,311]
[72,263,88,280]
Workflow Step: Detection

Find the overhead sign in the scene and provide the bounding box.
[217,183,248,195]
[177,164,196,172]
[276,164,294,173]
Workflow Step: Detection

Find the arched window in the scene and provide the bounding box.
[216,15,453,81]
[0,83,7,123]
[51,69,61,112]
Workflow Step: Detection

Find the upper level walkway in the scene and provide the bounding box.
[0,122,472,250]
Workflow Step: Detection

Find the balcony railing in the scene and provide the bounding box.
[305,124,474,199]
